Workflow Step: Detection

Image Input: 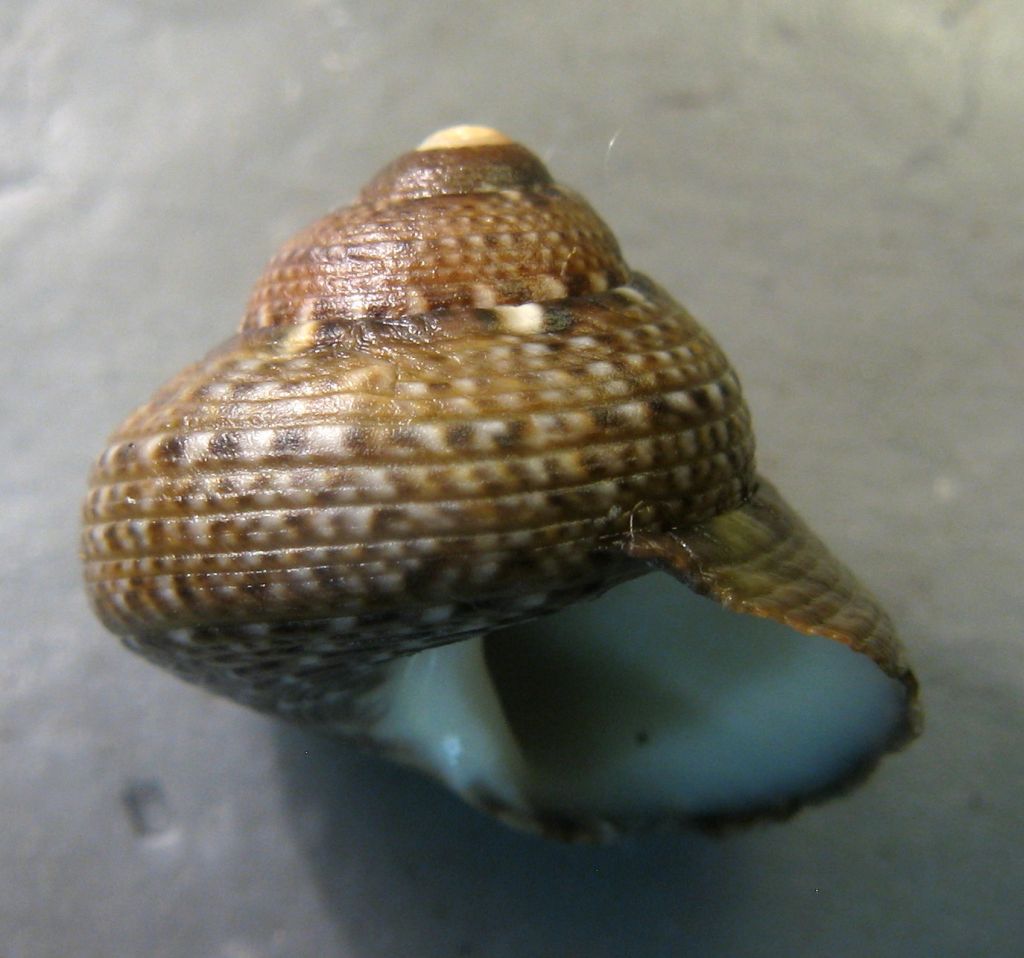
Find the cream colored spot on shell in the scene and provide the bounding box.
[616,401,650,426]
[521,341,554,356]
[703,381,726,411]
[471,284,499,308]
[399,380,432,397]
[614,284,649,305]
[198,382,233,401]
[602,379,632,397]
[486,343,515,362]
[282,321,321,354]
[494,303,545,335]
[406,289,430,314]
[536,275,568,299]
[338,363,397,394]
[586,361,617,378]
[416,125,514,150]
[296,299,319,324]
[415,423,450,452]
[304,423,346,454]
[588,271,609,292]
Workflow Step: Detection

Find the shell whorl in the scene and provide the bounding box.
[84,283,755,640]
[243,127,629,329]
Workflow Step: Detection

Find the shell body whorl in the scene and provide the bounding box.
[81,127,918,838]
[84,284,755,710]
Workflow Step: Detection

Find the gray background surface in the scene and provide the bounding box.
[2,1,1021,956]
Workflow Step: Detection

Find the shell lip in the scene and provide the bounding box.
[625,477,920,713]
[476,730,916,844]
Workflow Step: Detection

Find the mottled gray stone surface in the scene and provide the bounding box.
[2,1,1021,956]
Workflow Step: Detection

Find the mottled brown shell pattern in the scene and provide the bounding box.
[80,128,920,836]
[243,141,630,328]
[81,132,759,720]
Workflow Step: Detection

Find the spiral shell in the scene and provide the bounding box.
[81,126,919,840]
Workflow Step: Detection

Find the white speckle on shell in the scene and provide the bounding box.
[663,390,698,414]
[702,382,726,412]
[472,284,499,308]
[415,422,451,452]
[296,299,319,324]
[586,361,617,378]
[406,289,430,314]
[614,284,650,305]
[537,276,568,299]
[494,303,545,335]
[398,381,432,397]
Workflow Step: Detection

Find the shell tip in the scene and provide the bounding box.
[416,125,514,151]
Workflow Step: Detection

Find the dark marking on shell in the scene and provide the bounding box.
[207,432,242,461]
[271,428,308,457]
[156,435,186,466]
[446,423,473,447]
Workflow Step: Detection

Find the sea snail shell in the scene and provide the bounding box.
[82,125,920,841]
